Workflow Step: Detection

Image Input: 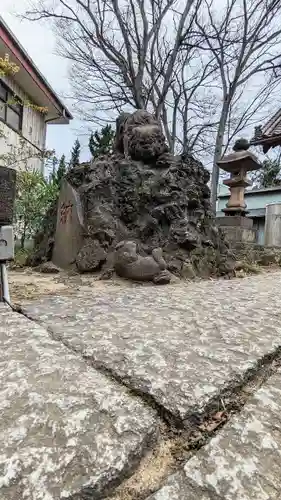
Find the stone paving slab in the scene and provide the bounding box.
[147,367,281,500]
[23,272,281,424]
[0,306,157,500]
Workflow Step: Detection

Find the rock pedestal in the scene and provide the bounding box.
[31,111,234,280]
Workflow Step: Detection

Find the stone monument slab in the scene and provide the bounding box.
[52,179,84,269]
[0,166,16,226]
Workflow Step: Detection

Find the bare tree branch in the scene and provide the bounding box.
[194,0,281,210]
[24,0,203,142]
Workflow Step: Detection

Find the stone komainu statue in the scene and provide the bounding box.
[114,240,171,284]
[114,109,169,162]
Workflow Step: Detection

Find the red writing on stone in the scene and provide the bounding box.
[60,202,73,224]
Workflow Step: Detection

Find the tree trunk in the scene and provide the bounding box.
[210,99,230,212]
[20,230,26,250]
[160,107,173,152]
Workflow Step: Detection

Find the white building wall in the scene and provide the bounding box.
[0,74,46,172]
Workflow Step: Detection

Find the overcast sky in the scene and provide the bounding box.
[1,0,90,161]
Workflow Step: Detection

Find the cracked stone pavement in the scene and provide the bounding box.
[1,271,281,499]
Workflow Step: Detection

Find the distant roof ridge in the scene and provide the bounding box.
[218,184,281,197]
[261,108,281,136]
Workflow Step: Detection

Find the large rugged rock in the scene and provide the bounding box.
[31,111,233,279]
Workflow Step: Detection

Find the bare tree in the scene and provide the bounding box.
[195,0,281,210]
[166,46,219,155]
[24,0,281,188]
[24,0,207,152]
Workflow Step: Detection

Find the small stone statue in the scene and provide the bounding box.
[114,240,171,284]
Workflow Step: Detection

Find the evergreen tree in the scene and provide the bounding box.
[52,154,67,188]
[50,156,58,179]
[253,159,281,188]
[89,125,115,159]
[70,139,81,167]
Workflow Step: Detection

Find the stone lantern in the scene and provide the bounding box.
[216,139,262,243]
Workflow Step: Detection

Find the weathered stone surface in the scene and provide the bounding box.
[257,250,281,266]
[147,367,281,500]
[146,471,214,499]
[30,111,232,278]
[24,271,281,424]
[0,306,157,499]
[228,242,281,269]
[76,238,107,272]
[181,261,196,279]
[35,261,61,274]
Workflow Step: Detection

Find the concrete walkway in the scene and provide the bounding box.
[24,272,281,424]
[1,271,281,498]
[147,368,281,500]
[0,307,157,499]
